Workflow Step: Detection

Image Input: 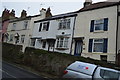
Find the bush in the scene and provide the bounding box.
[2,42,23,63]
[24,47,117,77]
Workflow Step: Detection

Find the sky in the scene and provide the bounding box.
[0,0,108,17]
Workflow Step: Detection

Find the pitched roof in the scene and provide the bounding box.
[34,12,77,23]
[78,2,120,12]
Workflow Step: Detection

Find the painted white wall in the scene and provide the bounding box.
[6,10,46,52]
[27,15,46,47]
[7,19,31,51]
[73,6,118,62]
[33,16,76,54]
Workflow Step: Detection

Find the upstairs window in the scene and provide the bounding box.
[58,19,71,30]
[90,18,108,32]
[94,19,104,31]
[39,22,50,32]
[56,37,69,48]
[42,22,48,31]
[38,22,50,31]
[12,23,16,30]
[23,21,28,29]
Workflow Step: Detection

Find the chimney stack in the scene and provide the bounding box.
[84,0,92,7]
[45,7,52,18]
[2,8,10,21]
[9,9,15,19]
[21,10,27,18]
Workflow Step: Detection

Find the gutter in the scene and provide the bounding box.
[70,15,77,55]
[116,4,119,64]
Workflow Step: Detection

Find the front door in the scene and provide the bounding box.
[74,40,83,56]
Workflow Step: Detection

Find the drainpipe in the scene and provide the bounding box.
[116,4,119,64]
[70,14,77,55]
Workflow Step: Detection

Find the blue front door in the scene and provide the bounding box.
[74,40,83,56]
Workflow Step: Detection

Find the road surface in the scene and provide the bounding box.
[1,61,49,80]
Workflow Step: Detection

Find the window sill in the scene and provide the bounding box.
[11,30,15,31]
[92,52,106,54]
[93,30,105,33]
[22,29,27,30]
[55,48,69,50]
[58,28,70,30]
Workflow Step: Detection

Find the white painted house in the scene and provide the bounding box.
[32,13,77,54]
[6,9,47,51]
[72,1,120,63]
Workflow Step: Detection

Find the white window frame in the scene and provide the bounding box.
[92,39,104,53]
[23,21,28,29]
[21,35,25,43]
[58,19,70,30]
[31,39,36,46]
[56,37,69,48]
[9,34,14,42]
[12,23,16,30]
[94,19,104,32]
[42,22,48,31]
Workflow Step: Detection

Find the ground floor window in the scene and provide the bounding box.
[9,34,14,42]
[31,39,36,46]
[56,37,69,48]
[93,39,104,52]
[42,41,46,48]
[88,38,108,53]
[21,35,25,43]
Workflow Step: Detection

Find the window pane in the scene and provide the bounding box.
[63,20,66,29]
[57,39,59,47]
[67,19,70,29]
[42,41,46,48]
[60,38,63,47]
[13,23,16,30]
[95,19,103,24]
[31,39,36,46]
[64,38,68,48]
[93,43,103,52]
[94,19,104,31]
[21,35,25,43]
[24,21,28,29]
[43,22,47,30]
[100,69,119,79]
[59,21,62,29]
[94,39,103,42]
[9,34,13,41]
[95,24,104,30]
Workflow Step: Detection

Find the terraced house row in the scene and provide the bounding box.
[1,0,120,63]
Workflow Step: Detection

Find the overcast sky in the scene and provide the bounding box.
[0,0,107,17]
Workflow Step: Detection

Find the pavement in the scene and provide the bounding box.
[1,61,50,80]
